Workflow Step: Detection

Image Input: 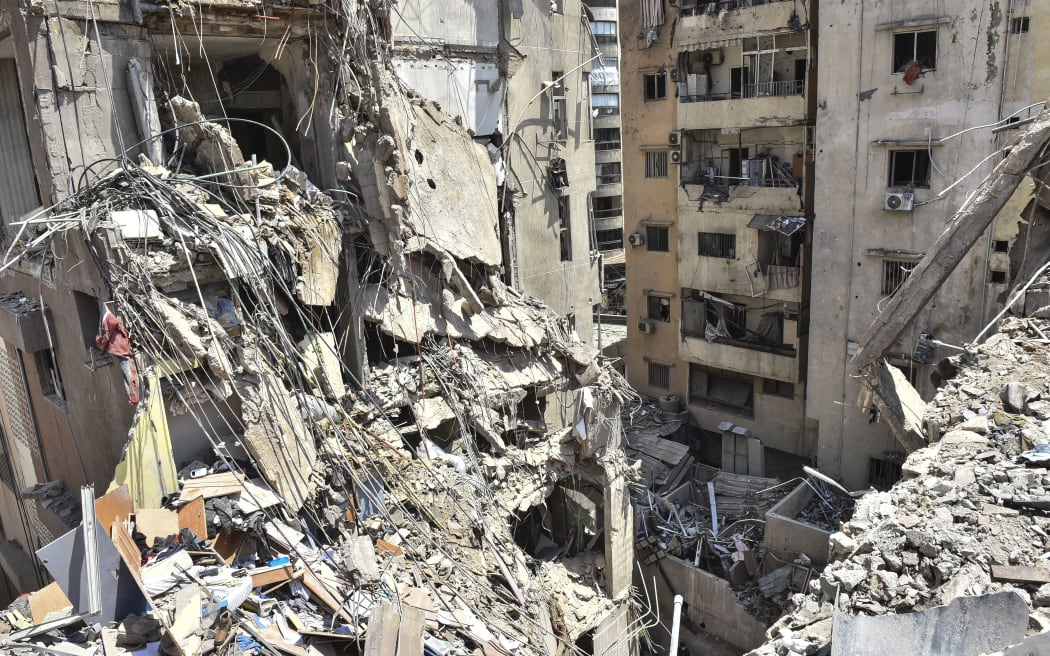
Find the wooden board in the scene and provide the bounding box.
[181,471,246,499]
[28,582,73,624]
[111,522,142,578]
[95,485,133,531]
[177,494,207,540]
[212,531,246,565]
[991,564,1050,584]
[135,508,179,545]
[249,564,299,588]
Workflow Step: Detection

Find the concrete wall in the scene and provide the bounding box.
[391,0,500,49]
[505,0,602,343]
[808,1,1010,488]
[764,483,831,566]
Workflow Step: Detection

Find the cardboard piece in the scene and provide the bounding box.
[135,508,179,545]
[181,471,246,499]
[95,486,133,531]
[28,582,73,624]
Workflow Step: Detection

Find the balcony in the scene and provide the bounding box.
[677,1,798,48]
[680,80,803,104]
[677,92,806,130]
[681,334,800,383]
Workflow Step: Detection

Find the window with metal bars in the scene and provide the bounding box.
[646,226,669,252]
[698,232,736,258]
[888,150,931,188]
[643,72,667,100]
[645,151,668,178]
[648,362,670,389]
[881,259,917,295]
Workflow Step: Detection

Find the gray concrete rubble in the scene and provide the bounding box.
[749,300,1050,655]
[0,1,639,653]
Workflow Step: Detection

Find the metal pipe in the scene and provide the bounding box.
[669,594,684,656]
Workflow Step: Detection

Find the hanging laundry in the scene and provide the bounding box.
[97,306,140,404]
[903,61,922,86]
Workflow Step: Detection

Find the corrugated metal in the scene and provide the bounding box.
[0,60,40,228]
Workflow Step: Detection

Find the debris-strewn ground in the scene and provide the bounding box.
[750,314,1050,655]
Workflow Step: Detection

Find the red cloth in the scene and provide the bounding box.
[96,308,134,358]
[903,61,922,86]
[97,307,139,404]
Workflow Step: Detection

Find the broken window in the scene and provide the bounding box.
[645,151,668,178]
[647,294,671,322]
[869,455,903,490]
[646,226,669,252]
[762,378,794,399]
[882,259,917,295]
[590,21,617,44]
[698,232,736,258]
[34,349,64,402]
[990,269,1007,284]
[643,72,667,101]
[596,162,622,185]
[558,196,572,262]
[592,194,621,219]
[893,30,937,72]
[994,240,1009,253]
[1011,17,1030,34]
[594,128,621,151]
[648,362,670,389]
[689,364,754,416]
[592,92,619,116]
[888,150,931,188]
[549,71,568,139]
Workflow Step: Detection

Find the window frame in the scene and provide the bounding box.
[645,151,669,179]
[557,195,572,262]
[892,30,937,73]
[648,362,671,389]
[646,294,671,323]
[1011,17,1030,34]
[697,231,736,259]
[888,149,932,188]
[646,226,670,252]
[881,259,918,296]
[643,72,667,101]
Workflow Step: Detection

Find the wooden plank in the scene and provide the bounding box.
[249,564,299,588]
[135,508,179,545]
[181,471,246,499]
[28,582,73,624]
[301,567,355,624]
[111,522,142,578]
[177,494,207,540]
[991,565,1050,585]
[95,485,133,532]
[212,531,246,564]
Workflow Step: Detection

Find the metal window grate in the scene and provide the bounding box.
[882,259,917,295]
[646,226,669,251]
[648,362,670,389]
[698,232,736,258]
[869,456,903,490]
[645,151,668,178]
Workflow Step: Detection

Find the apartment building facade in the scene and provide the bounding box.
[391,0,602,342]
[620,0,817,465]
[622,0,1046,489]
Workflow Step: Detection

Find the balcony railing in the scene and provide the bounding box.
[677,0,790,16]
[680,79,803,103]
[597,174,622,186]
[595,140,621,151]
[681,171,797,189]
[592,207,623,219]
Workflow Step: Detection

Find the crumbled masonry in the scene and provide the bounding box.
[0,2,638,653]
[750,303,1050,656]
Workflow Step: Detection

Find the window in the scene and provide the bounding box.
[648,362,671,389]
[646,226,669,252]
[596,162,622,185]
[869,456,903,490]
[689,364,754,417]
[645,151,669,178]
[590,21,617,44]
[594,127,621,151]
[893,30,937,72]
[558,196,572,262]
[595,228,622,251]
[35,349,64,402]
[643,72,667,101]
[994,240,1009,253]
[592,92,620,116]
[698,232,736,258]
[762,378,795,399]
[550,71,568,138]
[647,295,670,322]
[592,195,621,218]
[1011,17,1030,34]
[990,270,1007,284]
[888,150,931,188]
[882,259,917,295]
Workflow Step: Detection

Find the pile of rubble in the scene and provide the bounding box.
[751,314,1050,655]
[0,4,637,652]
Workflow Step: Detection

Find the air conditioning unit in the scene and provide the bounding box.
[670,149,682,164]
[668,131,681,146]
[628,232,645,247]
[884,192,914,212]
[638,320,655,334]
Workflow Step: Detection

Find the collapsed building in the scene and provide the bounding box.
[0,0,639,654]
